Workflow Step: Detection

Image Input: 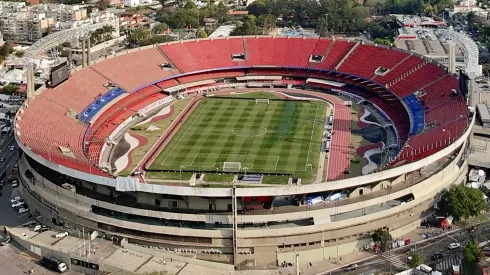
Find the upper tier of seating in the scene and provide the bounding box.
[244,37,318,67]
[91,48,178,92]
[388,63,446,98]
[160,38,245,72]
[338,44,408,79]
[17,37,468,178]
[41,68,109,113]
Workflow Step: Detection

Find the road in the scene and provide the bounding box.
[329,225,490,275]
[0,135,81,274]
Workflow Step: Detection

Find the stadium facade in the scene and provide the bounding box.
[15,36,474,269]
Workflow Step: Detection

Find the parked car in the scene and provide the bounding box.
[18,208,29,214]
[448,243,461,250]
[55,232,68,238]
[0,180,5,186]
[11,180,18,187]
[38,226,50,233]
[344,264,358,271]
[431,252,444,260]
[10,196,21,203]
[11,201,24,208]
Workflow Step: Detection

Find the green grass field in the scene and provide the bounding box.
[148,96,325,180]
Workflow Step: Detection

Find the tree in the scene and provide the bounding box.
[438,185,488,220]
[153,23,169,34]
[130,28,147,45]
[197,29,208,38]
[371,228,392,252]
[96,0,110,10]
[374,38,393,47]
[184,0,197,9]
[2,84,19,95]
[316,17,329,37]
[14,51,24,58]
[257,14,276,33]
[60,49,71,57]
[407,252,422,268]
[463,241,482,263]
[0,44,13,58]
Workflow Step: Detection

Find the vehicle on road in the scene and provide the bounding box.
[0,236,11,246]
[11,201,24,208]
[344,264,358,271]
[23,220,37,227]
[39,257,67,273]
[11,180,18,187]
[18,207,29,214]
[448,243,461,250]
[10,196,21,203]
[0,157,6,162]
[431,252,443,260]
[0,180,5,186]
[55,232,68,238]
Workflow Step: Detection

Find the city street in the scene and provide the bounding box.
[0,135,80,274]
[328,225,490,275]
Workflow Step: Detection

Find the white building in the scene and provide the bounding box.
[124,0,154,7]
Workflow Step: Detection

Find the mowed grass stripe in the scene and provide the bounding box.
[178,99,232,167]
[150,97,326,180]
[237,102,282,171]
[247,101,288,171]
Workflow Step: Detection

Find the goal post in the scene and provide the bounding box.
[223,162,242,172]
[256,98,270,104]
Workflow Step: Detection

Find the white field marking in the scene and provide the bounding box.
[189,153,200,167]
[274,156,280,170]
[304,104,319,170]
[160,101,209,166]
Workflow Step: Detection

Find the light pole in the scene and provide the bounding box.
[443,129,451,145]
[406,144,415,162]
[180,165,185,180]
[243,167,249,177]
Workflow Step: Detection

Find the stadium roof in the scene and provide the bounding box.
[477,104,490,123]
[208,25,236,38]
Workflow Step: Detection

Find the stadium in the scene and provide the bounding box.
[15,36,474,269]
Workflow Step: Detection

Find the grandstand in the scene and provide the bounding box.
[15,37,473,271]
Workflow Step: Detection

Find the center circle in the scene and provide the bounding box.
[232,127,268,137]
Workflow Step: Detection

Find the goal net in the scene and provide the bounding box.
[223,162,242,172]
[256,98,270,104]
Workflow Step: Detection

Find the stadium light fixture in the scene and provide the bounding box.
[442,129,451,145]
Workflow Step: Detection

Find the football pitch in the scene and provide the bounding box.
[149,96,325,178]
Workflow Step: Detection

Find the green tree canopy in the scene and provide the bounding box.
[184,0,197,9]
[371,228,392,252]
[463,241,482,263]
[438,185,488,220]
[2,84,19,95]
[153,23,169,34]
[407,252,422,268]
[197,29,208,38]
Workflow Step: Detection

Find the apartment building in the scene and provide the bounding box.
[34,4,87,22]
[0,11,54,42]
[0,2,118,43]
